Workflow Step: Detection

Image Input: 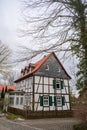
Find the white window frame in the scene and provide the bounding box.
[56,95,62,106]
[43,95,49,106]
[56,80,61,89]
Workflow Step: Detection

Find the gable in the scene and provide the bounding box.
[15,52,71,82]
[34,54,71,79]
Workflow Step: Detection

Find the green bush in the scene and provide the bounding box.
[73,123,87,130]
[6,113,23,120]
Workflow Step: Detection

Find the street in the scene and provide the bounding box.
[0,118,41,130]
[0,117,81,130]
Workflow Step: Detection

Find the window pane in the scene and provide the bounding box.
[20,97,23,105]
[16,97,19,105]
[45,65,49,70]
[10,97,14,105]
[57,96,62,106]
[43,96,49,106]
[56,81,60,89]
[56,83,60,89]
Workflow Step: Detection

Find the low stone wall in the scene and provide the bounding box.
[8,107,73,119]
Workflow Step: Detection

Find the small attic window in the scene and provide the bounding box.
[58,66,60,72]
[27,69,29,73]
[23,72,25,75]
[29,67,32,72]
[25,69,28,74]
[45,65,49,70]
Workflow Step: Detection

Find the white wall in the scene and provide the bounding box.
[34,76,70,111]
[16,77,33,92]
[15,76,70,111]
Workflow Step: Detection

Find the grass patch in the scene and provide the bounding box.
[0,110,3,113]
[6,113,23,120]
[73,123,87,130]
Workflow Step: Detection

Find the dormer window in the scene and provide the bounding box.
[23,71,25,75]
[45,65,49,70]
[29,67,32,72]
[25,69,28,74]
[27,69,29,73]
[58,67,60,72]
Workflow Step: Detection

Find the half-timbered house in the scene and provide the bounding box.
[9,52,71,113]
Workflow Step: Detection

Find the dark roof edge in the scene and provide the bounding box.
[52,52,71,79]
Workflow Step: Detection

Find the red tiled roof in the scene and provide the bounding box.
[0,84,16,92]
[15,52,71,82]
[15,53,52,82]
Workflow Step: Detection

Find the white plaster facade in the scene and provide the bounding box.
[9,75,70,111]
[9,53,71,112]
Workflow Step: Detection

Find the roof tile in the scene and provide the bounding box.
[0,84,16,92]
[15,53,52,82]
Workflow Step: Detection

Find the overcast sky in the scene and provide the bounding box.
[0,0,79,96]
[0,0,75,69]
[0,0,20,48]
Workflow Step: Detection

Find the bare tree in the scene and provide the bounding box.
[0,41,11,77]
[3,72,16,85]
[20,0,86,53]
[19,0,87,90]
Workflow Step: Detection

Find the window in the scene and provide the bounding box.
[10,97,14,105]
[40,96,52,106]
[58,67,60,72]
[27,69,29,73]
[43,96,49,106]
[29,67,32,73]
[54,95,65,106]
[20,97,23,105]
[23,72,25,75]
[16,97,19,105]
[45,65,49,70]
[56,96,62,106]
[53,80,64,89]
[56,80,60,89]
[25,70,28,74]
